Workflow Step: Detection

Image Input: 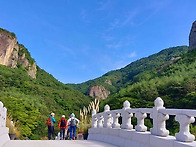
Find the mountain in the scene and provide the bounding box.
[70,46,189,99]
[70,20,196,103]
[101,47,196,106]
[0,28,91,139]
[69,21,196,135]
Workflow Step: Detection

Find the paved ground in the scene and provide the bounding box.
[3,140,117,147]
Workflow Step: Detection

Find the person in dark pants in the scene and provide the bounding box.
[58,115,67,140]
[47,112,56,140]
[66,126,70,140]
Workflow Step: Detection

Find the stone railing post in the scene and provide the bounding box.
[175,114,195,142]
[103,104,112,128]
[135,111,147,132]
[150,97,169,137]
[112,112,120,129]
[0,101,7,127]
[91,109,98,128]
[121,100,133,129]
[97,115,104,128]
[0,102,2,127]
[0,101,10,146]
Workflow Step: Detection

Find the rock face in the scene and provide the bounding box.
[88,85,110,99]
[0,32,17,67]
[28,62,37,79]
[157,56,181,72]
[189,21,196,50]
[0,28,37,78]
[105,79,112,85]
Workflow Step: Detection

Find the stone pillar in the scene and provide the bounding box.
[121,100,133,129]
[0,101,10,147]
[112,112,120,129]
[103,104,112,128]
[0,101,7,127]
[0,101,3,127]
[150,97,169,137]
[135,111,147,132]
[97,115,104,128]
[175,114,195,142]
[91,109,98,128]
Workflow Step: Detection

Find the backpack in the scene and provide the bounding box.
[60,119,66,127]
[70,118,77,126]
[46,116,52,126]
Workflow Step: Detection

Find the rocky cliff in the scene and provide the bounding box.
[88,85,110,99]
[189,20,196,50]
[0,28,37,78]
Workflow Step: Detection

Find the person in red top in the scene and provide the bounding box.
[58,115,67,140]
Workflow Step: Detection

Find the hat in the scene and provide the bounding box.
[70,113,75,118]
[51,112,55,116]
[62,115,65,118]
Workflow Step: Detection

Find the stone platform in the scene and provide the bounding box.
[3,140,117,147]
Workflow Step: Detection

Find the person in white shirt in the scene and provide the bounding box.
[67,113,80,140]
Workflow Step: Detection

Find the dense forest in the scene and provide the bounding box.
[0,46,91,139]
[100,47,196,110]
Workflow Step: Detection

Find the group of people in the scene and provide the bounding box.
[47,112,79,140]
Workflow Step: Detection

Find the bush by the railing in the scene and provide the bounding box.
[6,113,20,139]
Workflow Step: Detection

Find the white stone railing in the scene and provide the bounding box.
[0,101,10,147]
[88,97,196,147]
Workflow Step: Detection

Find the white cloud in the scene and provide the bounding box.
[106,10,138,32]
[129,51,136,58]
[121,10,138,26]
[107,19,120,31]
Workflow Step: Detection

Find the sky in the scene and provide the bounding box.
[0,0,196,84]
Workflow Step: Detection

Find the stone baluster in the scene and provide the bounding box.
[0,101,3,127]
[103,104,112,128]
[0,101,7,128]
[121,100,133,129]
[175,114,195,142]
[2,107,7,127]
[91,109,98,128]
[112,112,120,129]
[135,111,147,132]
[97,114,104,128]
[150,97,169,137]
[0,101,10,146]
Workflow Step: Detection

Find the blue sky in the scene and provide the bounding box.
[0,0,196,84]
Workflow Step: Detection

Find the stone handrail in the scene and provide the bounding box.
[89,97,196,147]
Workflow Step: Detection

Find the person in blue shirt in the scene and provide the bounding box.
[48,112,56,140]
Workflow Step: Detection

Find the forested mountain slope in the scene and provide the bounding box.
[0,28,91,139]
[70,46,189,98]
[101,47,196,110]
